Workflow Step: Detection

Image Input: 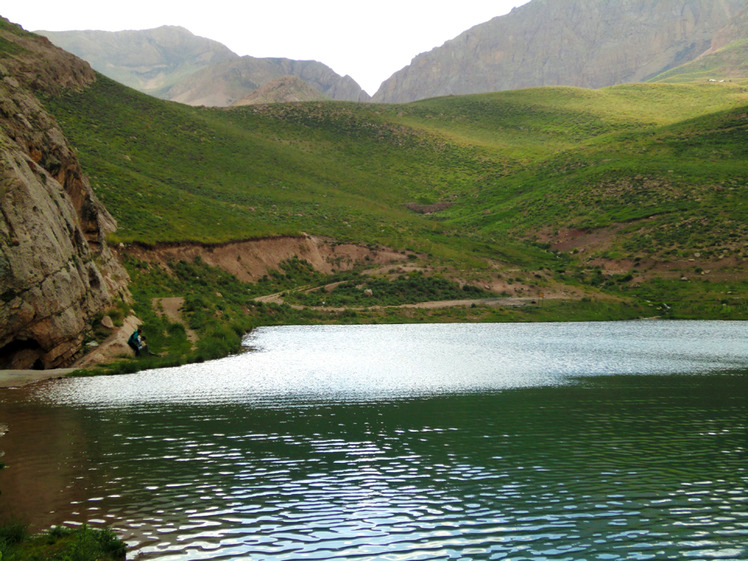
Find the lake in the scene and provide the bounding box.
[1,321,746,560]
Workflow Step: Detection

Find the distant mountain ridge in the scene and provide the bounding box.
[373,0,748,102]
[34,0,748,105]
[39,26,238,97]
[165,56,370,106]
[38,26,370,106]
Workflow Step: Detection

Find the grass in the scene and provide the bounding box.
[39,78,748,266]
[0,521,125,561]
[285,270,493,307]
[3,26,744,363]
[74,255,336,375]
[651,39,748,84]
[34,72,746,346]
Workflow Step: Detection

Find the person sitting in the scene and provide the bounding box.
[127,328,147,356]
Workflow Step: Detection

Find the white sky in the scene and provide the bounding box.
[3,1,531,95]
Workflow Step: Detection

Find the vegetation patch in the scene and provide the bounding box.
[286,271,492,307]
[25,62,746,347]
[0,521,125,561]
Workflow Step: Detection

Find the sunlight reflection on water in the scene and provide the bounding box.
[2,321,746,561]
[37,321,747,408]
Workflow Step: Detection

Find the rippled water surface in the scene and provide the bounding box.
[1,321,746,560]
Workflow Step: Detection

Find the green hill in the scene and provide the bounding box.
[38,76,746,330]
[652,39,748,84]
[43,78,748,259]
[2,17,746,374]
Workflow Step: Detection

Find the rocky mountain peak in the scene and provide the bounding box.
[373,0,747,103]
[37,26,371,105]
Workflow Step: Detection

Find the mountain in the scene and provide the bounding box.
[651,6,748,82]
[373,0,747,103]
[38,26,238,98]
[0,18,129,369]
[37,1,747,107]
[707,4,748,49]
[1,17,745,372]
[165,57,370,106]
[232,76,328,105]
[43,67,748,280]
[37,26,370,106]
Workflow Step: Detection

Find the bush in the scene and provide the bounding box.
[0,523,125,561]
[0,519,29,547]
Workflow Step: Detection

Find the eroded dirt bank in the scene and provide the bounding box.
[119,234,413,282]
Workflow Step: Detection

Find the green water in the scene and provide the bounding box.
[0,322,746,560]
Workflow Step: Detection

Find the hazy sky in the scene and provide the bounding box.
[3,1,531,95]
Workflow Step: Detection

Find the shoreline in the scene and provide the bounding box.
[0,368,76,388]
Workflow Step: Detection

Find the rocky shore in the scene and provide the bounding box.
[0,314,141,387]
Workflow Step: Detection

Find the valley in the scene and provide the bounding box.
[0,12,746,375]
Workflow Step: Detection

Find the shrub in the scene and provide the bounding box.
[0,519,28,546]
[0,522,126,561]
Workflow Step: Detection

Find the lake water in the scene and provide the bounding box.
[1,321,746,560]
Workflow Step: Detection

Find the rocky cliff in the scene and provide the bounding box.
[706,5,748,50]
[163,56,370,106]
[0,18,129,369]
[373,0,747,103]
[651,6,748,83]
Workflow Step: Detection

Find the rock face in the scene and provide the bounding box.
[708,5,748,48]
[164,56,370,106]
[38,26,371,106]
[0,19,129,369]
[232,75,328,105]
[38,26,239,98]
[373,0,747,103]
[652,5,748,83]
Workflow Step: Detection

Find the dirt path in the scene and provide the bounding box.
[254,293,539,312]
[153,297,198,345]
[0,368,76,388]
[314,297,539,312]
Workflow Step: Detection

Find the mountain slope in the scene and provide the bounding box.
[38,25,370,105]
[374,0,746,103]
[705,4,748,50]
[165,56,370,106]
[43,72,748,273]
[232,76,328,105]
[651,6,748,82]
[38,26,238,98]
[652,38,748,82]
[40,71,745,319]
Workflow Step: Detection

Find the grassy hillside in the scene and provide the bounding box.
[0,25,729,380]
[43,78,748,247]
[441,98,748,247]
[651,39,748,84]
[43,78,748,262]
[35,74,747,350]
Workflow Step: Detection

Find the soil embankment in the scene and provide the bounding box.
[120,234,412,282]
[153,297,198,346]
